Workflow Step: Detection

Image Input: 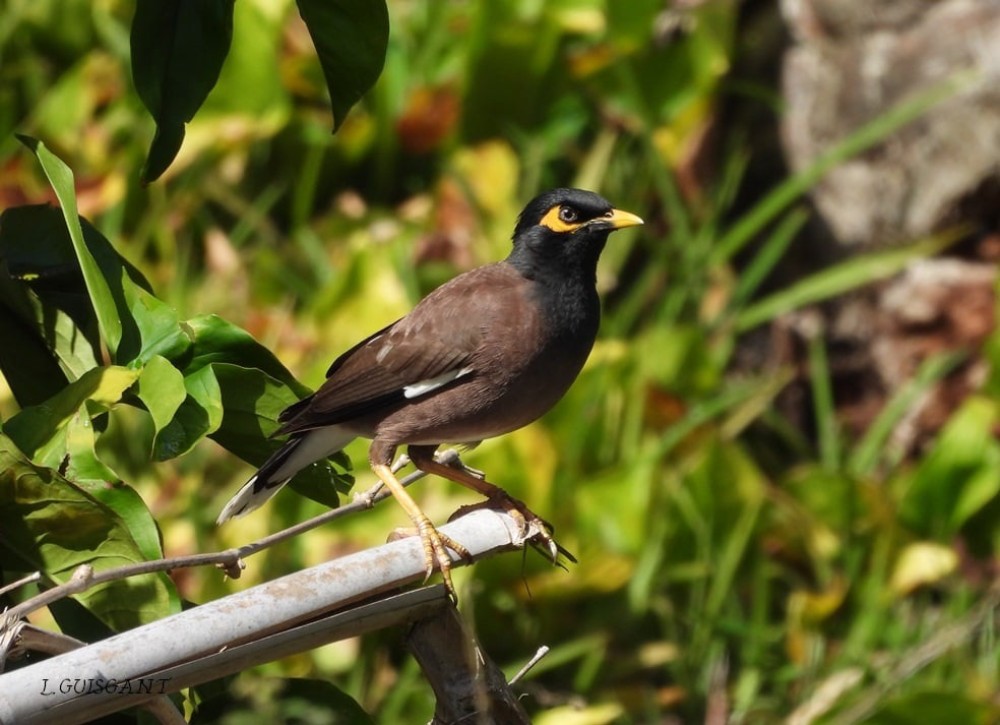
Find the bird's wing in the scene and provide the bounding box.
[276,265,515,434]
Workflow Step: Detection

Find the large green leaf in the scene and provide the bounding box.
[121,273,192,365]
[295,0,389,131]
[149,322,348,508]
[130,0,236,182]
[0,278,73,408]
[137,354,188,459]
[0,193,190,369]
[0,205,131,398]
[63,409,175,571]
[0,204,103,375]
[15,138,123,356]
[0,435,178,631]
[64,407,121,485]
[3,365,140,466]
[180,313,310,396]
[902,397,1000,538]
[153,363,224,461]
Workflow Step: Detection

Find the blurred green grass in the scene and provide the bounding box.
[1,0,997,722]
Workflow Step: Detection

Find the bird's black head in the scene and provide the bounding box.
[508,188,643,281]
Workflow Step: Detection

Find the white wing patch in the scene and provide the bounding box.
[403,367,474,399]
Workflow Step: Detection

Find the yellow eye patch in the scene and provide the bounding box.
[539,204,585,233]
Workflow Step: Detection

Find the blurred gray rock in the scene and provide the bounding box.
[780,0,1000,247]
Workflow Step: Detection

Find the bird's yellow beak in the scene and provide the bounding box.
[606,208,644,229]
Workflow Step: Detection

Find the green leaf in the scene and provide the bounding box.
[130,0,235,182]
[154,364,224,461]
[63,410,176,574]
[211,363,349,508]
[0,281,73,408]
[122,274,192,365]
[861,690,997,725]
[0,435,178,631]
[75,475,170,570]
[141,121,186,185]
[3,366,140,465]
[902,397,1000,537]
[138,355,188,457]
[152,325,348,506]
[15,138,123,355]
[64,408,121,485]
[0,205,103,380]
[0,200,191,368]
[295,0,389,131]
[180,313,310,396]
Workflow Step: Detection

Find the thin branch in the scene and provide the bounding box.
[0,572,41,599]
[508,646,550,685]
[4,453,460,622]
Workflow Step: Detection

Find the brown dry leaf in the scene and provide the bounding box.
[413,177,477,269]
[396,85,460,154]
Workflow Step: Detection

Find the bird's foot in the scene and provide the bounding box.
[390,515,473,599]
[484,491,577,565]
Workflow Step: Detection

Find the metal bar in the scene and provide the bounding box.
[0,509,527,724]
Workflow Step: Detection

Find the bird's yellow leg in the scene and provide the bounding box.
[407,447,561,562]
[371,463,471,597]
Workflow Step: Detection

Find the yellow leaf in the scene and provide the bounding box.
[890,541,958,596]
[535,702,625,725]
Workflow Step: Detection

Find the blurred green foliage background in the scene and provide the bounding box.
[1,0,997,722]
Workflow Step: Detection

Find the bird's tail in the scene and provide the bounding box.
[216,426,356,524]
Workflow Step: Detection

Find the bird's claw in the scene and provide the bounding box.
[486,491,576,565]
[393,517,472,599]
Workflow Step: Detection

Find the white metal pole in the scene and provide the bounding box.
[0,509,528,724]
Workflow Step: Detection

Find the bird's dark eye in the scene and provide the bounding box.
[558,206,578,223]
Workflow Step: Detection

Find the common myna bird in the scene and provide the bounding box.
[217,188,643,593]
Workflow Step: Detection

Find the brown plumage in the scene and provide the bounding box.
[218,188,643,594]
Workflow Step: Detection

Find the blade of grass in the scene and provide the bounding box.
[694,495,763,656]
[726,206,809,315]
[573,126,618,193]
[646,378,775,463]
[709,145,750,227]
[848,351,965,477]
[719,366,795,440]
[735,227,965,333]
[808,332,840,471]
